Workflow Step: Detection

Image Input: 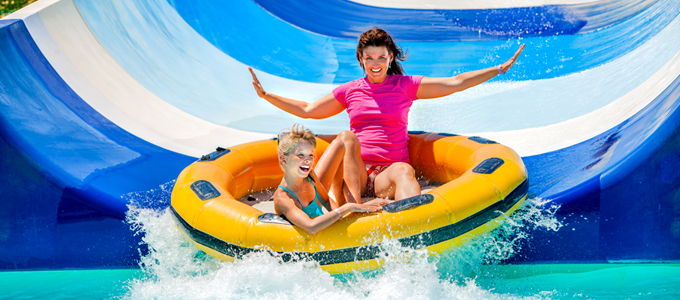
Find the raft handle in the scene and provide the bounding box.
[473,157,505,174]
[257,213,292,225]
[383,194,434,213]
[199,147,230,161]
[437,132,459,137]
[468,136,497,144]
[190,180,221,201]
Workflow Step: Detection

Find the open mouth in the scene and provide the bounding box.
[371,68,382,73]
[300,166,310,172]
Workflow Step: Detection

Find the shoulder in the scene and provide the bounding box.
[393,74,423,99]
[275,188,305,217]
[394,74,424,86]
[273,188,295,209]
[333,78,366,106]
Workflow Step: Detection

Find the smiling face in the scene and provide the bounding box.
[281,140,315,178]
[361,46,393,84]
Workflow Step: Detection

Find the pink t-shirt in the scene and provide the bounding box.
[333,74,423,165]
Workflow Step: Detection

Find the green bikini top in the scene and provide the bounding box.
[278,177,325,218]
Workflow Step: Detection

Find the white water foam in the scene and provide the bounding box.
[121,191,562,299]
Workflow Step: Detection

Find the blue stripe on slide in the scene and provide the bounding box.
[0,19,194,218]
[519,69,680,262]
[254,0,657,41]
[526,68,680,203]
[89,0,680,134]
[168,0,680,83]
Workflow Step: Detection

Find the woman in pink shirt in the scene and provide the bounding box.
[249,28,524,206]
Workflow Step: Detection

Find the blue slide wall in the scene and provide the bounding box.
[0,18,194,268]
[0,0,679,269]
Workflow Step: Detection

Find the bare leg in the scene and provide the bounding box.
[336,131,367,203]
[373,162,420,200]
[330,160,346,208]
[314,131,367,204]
[313,137,346,209]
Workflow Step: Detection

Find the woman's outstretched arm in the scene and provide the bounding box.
[416,45,525,99]
[249,67,345,119]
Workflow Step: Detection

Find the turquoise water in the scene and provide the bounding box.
[0,269,139,299]
[2,264,678,299]
[1,199,679,299]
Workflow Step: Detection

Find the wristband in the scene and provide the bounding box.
[498,65,505,75]
[334,208,343,218]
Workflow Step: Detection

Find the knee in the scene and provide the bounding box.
[337,130,359,148]
[392,162,416,180]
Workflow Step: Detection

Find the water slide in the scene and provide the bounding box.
[0,0,678,269]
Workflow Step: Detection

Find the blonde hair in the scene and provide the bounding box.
[277,124,317,162]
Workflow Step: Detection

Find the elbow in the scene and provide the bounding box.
[300,107,331,120]
[298,220,321,234]
[303,221,326,234]
[300,109,323,120]
[303,226,320,235]
[297,110,313,119]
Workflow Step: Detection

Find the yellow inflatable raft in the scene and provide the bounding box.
[170,132,528,274]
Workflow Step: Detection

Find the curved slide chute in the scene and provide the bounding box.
[0,0,678,268]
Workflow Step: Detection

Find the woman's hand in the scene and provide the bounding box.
[248,67,345,119]
[348,199,388,213]
[417,44,526,99]
[249,67,266,98]
[500,44,525,73]
[363,198,391,207]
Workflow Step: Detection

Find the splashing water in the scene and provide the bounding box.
[434,198,561,279]
[121,193,562,300]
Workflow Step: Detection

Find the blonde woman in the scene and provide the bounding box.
[274,124,388,234]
